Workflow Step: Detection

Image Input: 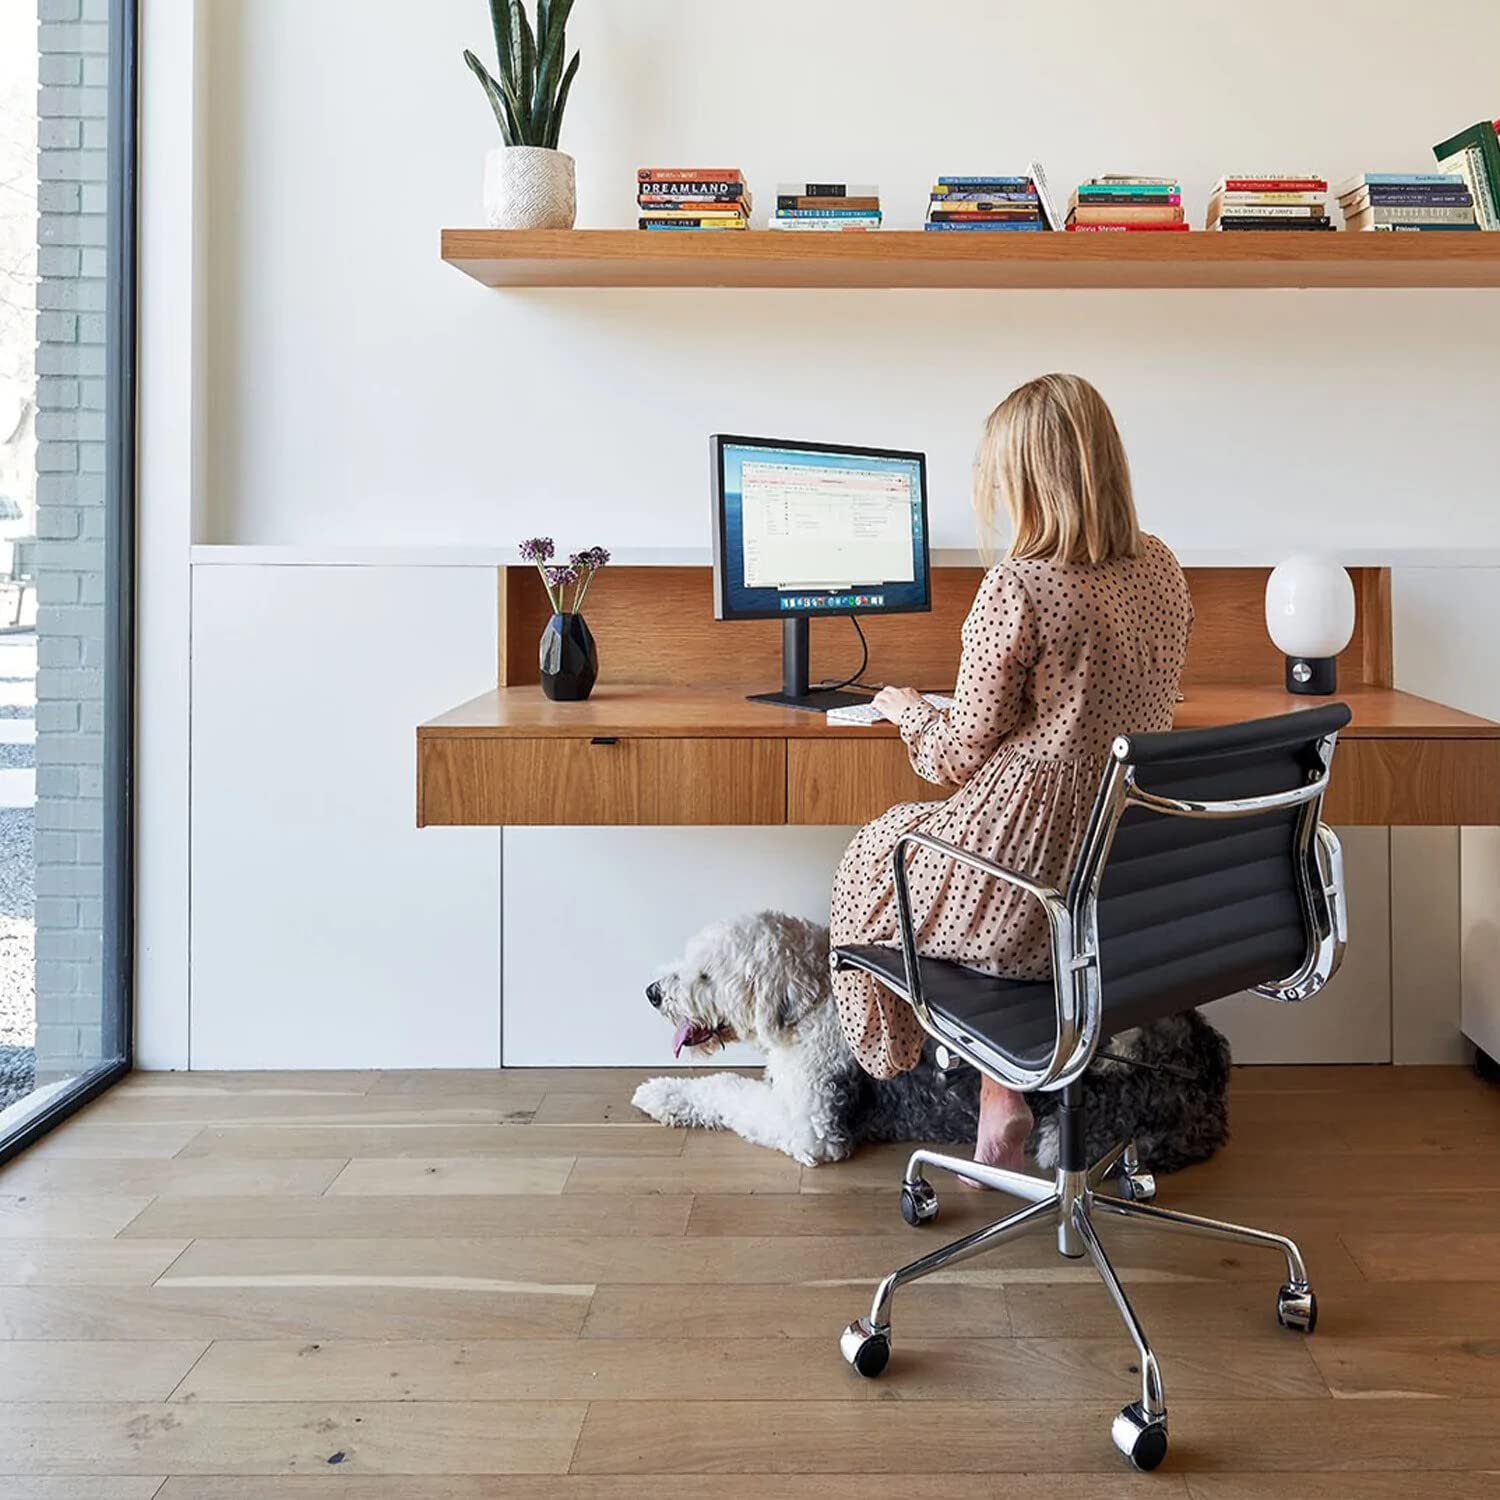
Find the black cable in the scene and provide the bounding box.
[814,614,875,694]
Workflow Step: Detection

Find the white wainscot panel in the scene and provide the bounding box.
[1204,827,1391,1065]
[503,827,855,1067]
[190,565,500,1068]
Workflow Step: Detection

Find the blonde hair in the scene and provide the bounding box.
[974,373,1142,566]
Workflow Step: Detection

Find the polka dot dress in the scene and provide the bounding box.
[830,533,1194,1079]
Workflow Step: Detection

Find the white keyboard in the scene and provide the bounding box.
[826,693,955,726]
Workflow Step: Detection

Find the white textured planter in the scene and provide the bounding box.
[483,146,577,230]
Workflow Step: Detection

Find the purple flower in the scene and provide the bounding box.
[569,547,611,573]
[545,565,579,588]
[519,536,555,563]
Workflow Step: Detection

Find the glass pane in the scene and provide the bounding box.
[0,0,129,1141]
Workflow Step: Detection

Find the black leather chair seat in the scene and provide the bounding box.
[835,928,1306,1070]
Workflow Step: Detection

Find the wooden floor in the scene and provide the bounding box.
[1,1065,1498,1497]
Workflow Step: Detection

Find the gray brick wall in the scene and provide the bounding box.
[33,0,110,1082]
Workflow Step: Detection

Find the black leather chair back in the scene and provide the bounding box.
[1071,704,1351,1034]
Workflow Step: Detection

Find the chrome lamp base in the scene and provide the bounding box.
[838,1141,1315,1472]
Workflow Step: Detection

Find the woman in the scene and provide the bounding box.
[830,373,1193,1173]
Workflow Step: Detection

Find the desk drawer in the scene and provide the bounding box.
[419,737,787,826]
[788,740,945,825]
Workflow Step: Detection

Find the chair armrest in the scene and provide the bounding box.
[889,832,1094,1092]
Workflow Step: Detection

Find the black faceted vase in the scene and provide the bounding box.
[539,612,598,701]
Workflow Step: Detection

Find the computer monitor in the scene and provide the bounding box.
[711,433,932,712]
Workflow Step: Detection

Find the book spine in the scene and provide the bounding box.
[638,180,743,198]
[636,192,747,207]
[766,219,881,231]
[638,217,747,229]
[1213,220,1334,230]
[1354,172,1465,185]
[929,211,1042,222]
[924,221,1046,231]
[929,191,1038,202]
[774,207,883,219]
[639,168,743,183]
[1216,191,1325,204]
[935,176,1033,188]
[1343,191,1473,206]
[1219,178,1327,191]
[639,208,748,219]
[778,196,880,210]
[1436,144,1500,230]
[1075,184,1179,198]
[1075,192,1183,205]
[1213,204,1324,218]
[776,183,879,197]
[1346,206,1477,223]
[1358,222,1480,231]
[1065,222,1191,231]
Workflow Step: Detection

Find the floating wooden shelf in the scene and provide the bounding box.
[441,228,1500,290]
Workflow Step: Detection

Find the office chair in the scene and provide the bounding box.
[832,704,1350,1472]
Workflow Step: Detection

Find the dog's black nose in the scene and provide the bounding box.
[646,981,664,1009]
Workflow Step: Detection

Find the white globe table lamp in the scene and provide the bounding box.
[1265,555,1356,696]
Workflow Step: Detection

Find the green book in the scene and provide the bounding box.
[1433,122,1500,229]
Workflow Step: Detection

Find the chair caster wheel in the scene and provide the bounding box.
[1277,1284,1317,1333]
[899,1177,939,1227]
[1121,1171,1156,1203]
[1111,1401,1168,1472]
[839,1318,890,1379]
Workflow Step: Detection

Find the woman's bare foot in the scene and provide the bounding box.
[961,1076,1035,1188]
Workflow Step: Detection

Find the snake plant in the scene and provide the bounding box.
[464,0,581,150]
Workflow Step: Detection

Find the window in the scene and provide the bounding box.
[0,0,134,1156]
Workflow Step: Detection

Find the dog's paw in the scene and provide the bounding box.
[631,1076,698,1127]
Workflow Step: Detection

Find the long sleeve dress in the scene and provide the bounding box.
[830,533,1194,1080]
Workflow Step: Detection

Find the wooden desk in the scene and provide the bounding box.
[419,682,1500,829]
[417,565,1500,830]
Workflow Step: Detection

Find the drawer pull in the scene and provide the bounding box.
[590,737,620,746]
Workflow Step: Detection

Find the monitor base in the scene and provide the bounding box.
[747,688,872,715]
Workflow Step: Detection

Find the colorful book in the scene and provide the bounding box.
[1069,204,1184,225]
[1066,222,1190,232]
[1215,191,1326,205]
[1213,219,1334,231]
[1215,175,1326,191]
[778,196,881,210]
[1344,205,1477,226]
[766,220,881,231]
[930,210,1042,223]
[776,207,885,218]
[1334,172,1465,195]
[936,175,1033,188]
[1211,204,1328,219]
[638,179,743,198]
[1075,183,1179,198]
[1433,123,1500,229]
[929,191,1038,203]
[1029,159,1063,231]
[638,217,748,230]
[639,168,743,183]
[1079,192,1183,205]
[1087,174,1178,185]
[641,207,749,220]
[925,221,1046,231]
[777,182,878,197]
[1353,222,1480,232]
[640,222,750,231]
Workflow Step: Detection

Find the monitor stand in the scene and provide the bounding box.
[746,617,871,714]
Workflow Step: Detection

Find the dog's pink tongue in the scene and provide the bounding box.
[671,1020,695,1058]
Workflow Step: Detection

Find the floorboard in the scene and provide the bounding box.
[0,1063,1494,1492]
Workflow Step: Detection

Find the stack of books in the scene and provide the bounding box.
[1433,121,1500,230]
[924,174,1047,232]
[1066,176,1186,232]
[770,183,882,232]
[1206,174,1333,231]
[636,168,751,231]
[1336,174,1477,232]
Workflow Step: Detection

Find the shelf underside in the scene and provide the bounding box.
[441,228,1500,290]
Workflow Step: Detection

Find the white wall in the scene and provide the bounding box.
[138,2,1500,1070]
[201,0,1500,554]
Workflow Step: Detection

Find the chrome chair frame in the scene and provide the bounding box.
[833,724,1346,1471]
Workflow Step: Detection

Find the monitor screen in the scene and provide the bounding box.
[712,435,931,620]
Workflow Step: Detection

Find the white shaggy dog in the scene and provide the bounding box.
[630,911,979,1167]
[632,910,1232,1173]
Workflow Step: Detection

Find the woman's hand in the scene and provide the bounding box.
[872,686,926,725]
